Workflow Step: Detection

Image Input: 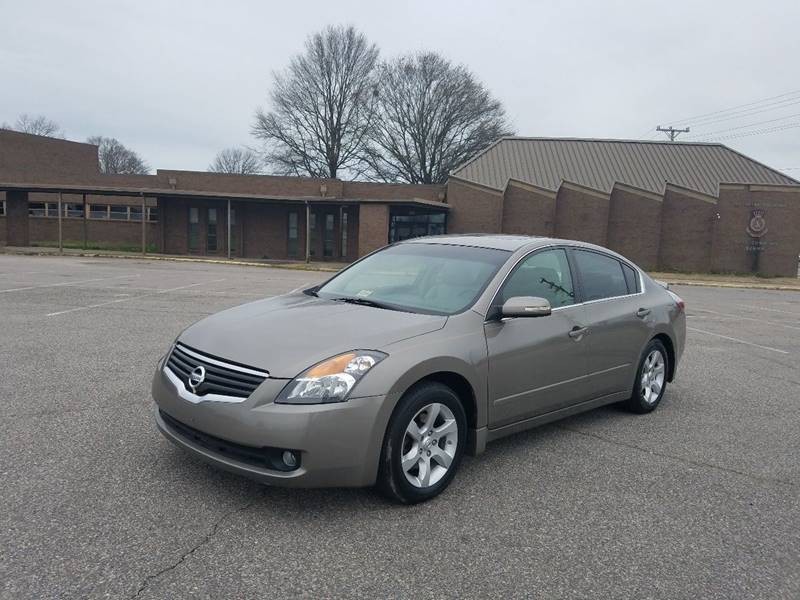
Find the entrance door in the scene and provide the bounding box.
[485,247,590,428]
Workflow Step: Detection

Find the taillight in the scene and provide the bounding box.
[667,290,685,312]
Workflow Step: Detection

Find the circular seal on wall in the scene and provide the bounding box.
[746,209,767,238]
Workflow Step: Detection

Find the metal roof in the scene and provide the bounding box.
[451,137,799,197]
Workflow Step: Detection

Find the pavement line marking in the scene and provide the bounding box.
[0,274,139,294]
[687,326,789,355]
[691,308,800,332]
[734,303,800,317]
[46,279,226,317]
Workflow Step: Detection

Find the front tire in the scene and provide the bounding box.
[622,339,669,413]
[377,382,467,504]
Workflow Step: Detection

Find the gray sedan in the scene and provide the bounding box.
[152,235,686,503]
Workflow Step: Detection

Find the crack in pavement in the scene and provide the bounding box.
[557,425,798,488]
[129,498,256,599]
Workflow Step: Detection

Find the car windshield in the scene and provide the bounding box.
[314,243,511,315]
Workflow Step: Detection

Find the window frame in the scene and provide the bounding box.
[569,247,644,304]
[488,245,579,319]
[207,207,218,253]
[485,244,644,321]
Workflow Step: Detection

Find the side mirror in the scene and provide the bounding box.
[500,296,552,318]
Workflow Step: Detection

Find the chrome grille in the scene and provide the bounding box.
[166,343,268,399]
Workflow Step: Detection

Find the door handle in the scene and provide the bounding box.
[636,308,651,318]
[568,326,588,340]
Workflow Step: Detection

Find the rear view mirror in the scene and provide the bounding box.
[501,296,552,318]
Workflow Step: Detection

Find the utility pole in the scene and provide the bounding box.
[656,125,690,141]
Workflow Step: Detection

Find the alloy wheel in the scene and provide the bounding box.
[640,349,666,405]
[401,402,458,488]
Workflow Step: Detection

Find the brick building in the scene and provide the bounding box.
[1,130,799,275]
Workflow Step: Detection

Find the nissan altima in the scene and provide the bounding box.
[152,235,685,503]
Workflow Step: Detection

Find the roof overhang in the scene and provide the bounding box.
[0,181,448,209]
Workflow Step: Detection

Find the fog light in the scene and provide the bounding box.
[282,450,298,468]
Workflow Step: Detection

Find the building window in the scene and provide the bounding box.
[45,202,59,217]
[147,207,158,222]
[129,206,143,221]
[0,200,5,216]
[207,208,218,253]
[109,205,128,220]
[65,203,84,218]
[188,207,200,252]
[90,205,109,219]
[323,213,335,258]
[388,209,446,243]
[29,203,46,217]
[340,211,348,258]
[287,211,299,257]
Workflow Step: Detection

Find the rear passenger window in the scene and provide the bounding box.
[499,248,575,308]
[574,250,629,301]
[621,263,639,293]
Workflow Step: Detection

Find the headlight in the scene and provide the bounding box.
[275,350,387,404]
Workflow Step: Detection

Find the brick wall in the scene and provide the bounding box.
[0,129,99,183]
[446,178,503,233]
[712,185,800,277]
[158,170,342,198]
[27,216,159,250]
[242,203,292,259]
[5,191,29,246]
[606,185,663,270]
[357,204,389,256]
[554,183,610,245]
[342,181,445,202]
[658,185,716,272]
[500,181,556,236]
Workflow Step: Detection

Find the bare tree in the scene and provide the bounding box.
[252,25,379,178]
[208,147,263,174]
[87,136,150,174]
[3,114,64,138]
[365,52,513,184]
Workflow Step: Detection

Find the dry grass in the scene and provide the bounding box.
[650,271,800,291]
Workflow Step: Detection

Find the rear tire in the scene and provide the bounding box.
[377,382,467,504]
[622,339,669,414]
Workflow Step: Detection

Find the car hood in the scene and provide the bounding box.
[178,292,447,378]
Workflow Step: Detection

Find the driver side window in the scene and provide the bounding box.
[499,248,575,308]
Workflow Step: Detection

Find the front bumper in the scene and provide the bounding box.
[152,363,390,488]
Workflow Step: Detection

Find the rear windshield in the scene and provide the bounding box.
[316,243,510,315]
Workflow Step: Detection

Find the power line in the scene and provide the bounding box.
[638,88,800,139]
[666,88,800,125]
[694,122,800,142]
[685,112,800,139]
[679,96,800,128]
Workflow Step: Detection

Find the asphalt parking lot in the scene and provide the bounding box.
[1,254,798,599]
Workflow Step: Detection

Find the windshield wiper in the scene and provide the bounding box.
[330,296,398,311]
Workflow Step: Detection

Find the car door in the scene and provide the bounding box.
[485,247,591,428]
[570,249,653,399]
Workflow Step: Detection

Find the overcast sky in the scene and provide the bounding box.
[2,0,799,178]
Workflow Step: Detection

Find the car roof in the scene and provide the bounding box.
[400,233,609,254]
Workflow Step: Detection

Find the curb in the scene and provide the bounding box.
[660,279,800,292]
[0,248,342,273]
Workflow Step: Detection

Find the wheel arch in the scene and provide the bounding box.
[651,332,676,382]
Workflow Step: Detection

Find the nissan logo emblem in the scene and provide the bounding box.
[188,366,206,392]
